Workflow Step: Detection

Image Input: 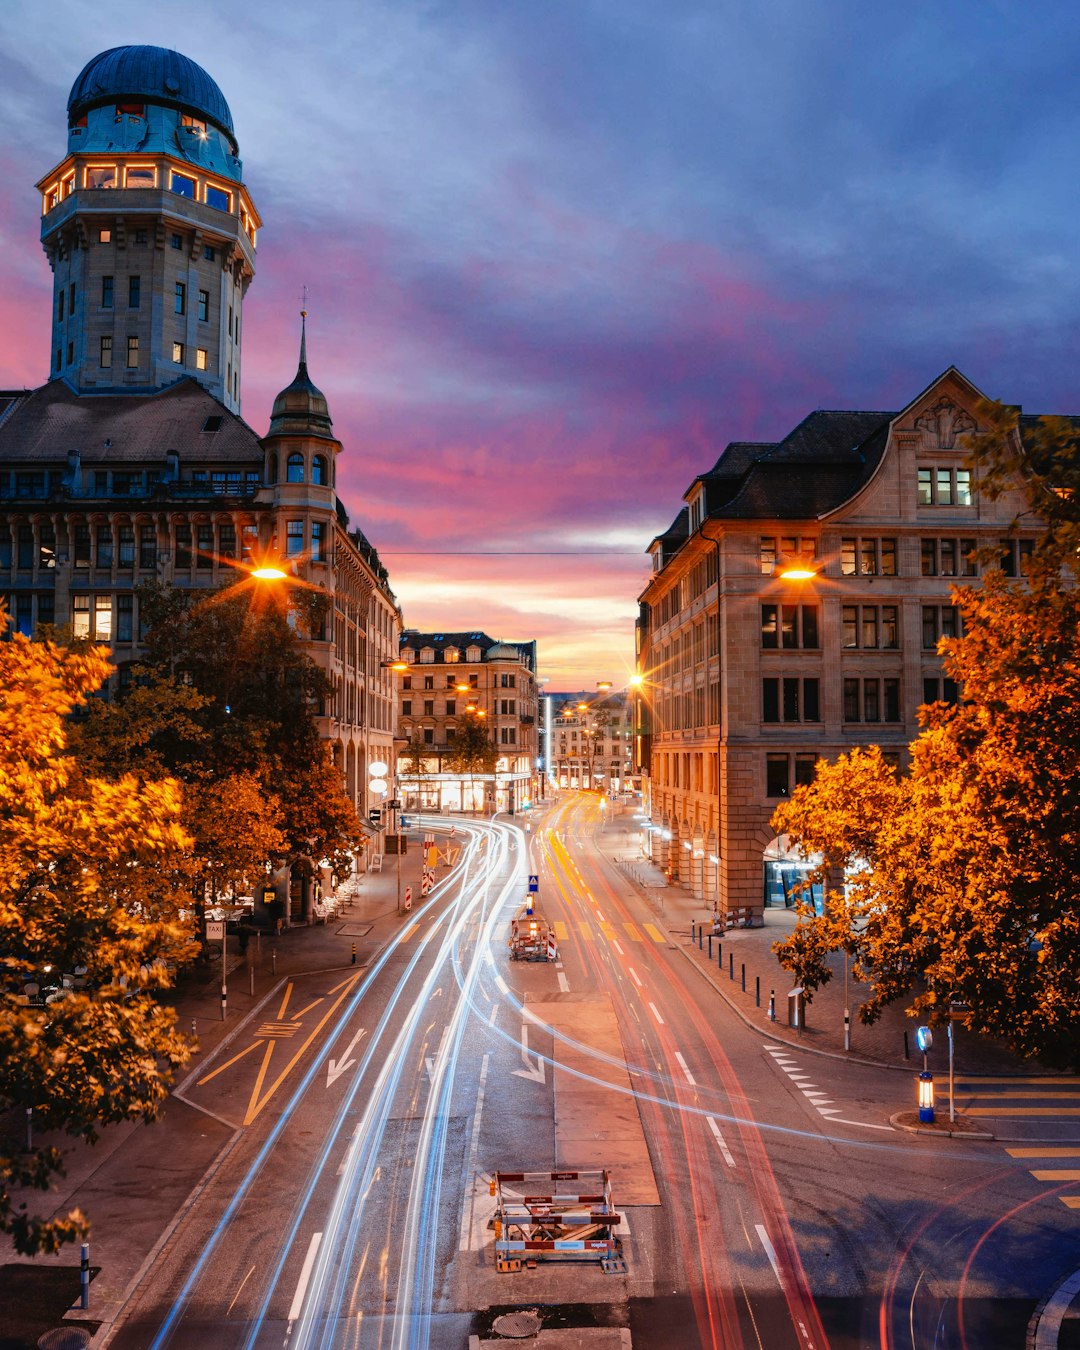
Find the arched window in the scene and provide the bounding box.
[266,453,278,485]
[286,452,304,483]
[312,454,328,485]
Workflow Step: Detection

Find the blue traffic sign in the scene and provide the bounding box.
[528,875,539,892]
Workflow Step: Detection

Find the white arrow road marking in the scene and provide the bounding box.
[326,1026,367,1088]
[513,1021,546,1084]
[288,1229,323,1325]
[425,1026,450,1083]
[707,1115,736,1167]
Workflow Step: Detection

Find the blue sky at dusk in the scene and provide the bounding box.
[2,0,1078,685]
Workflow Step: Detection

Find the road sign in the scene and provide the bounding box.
[387,799,400,809]
[206,921,224,941]
[528,875,539,892]
[369,809,382,823]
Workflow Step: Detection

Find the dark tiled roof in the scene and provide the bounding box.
[399,630,536,668]
[0,378,263,466]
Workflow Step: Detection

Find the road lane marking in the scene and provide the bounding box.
[1031,1170,1080,1181]
[628,967,643,987]
[648,1002,665,1025]
[578,922,596,941]
[1062,1198,1080,1208]
[623,923,643,942]
[399,923,420,943]
[967,1108,1080,1116]
[488,1003,499,1026]
[707,1116,736,1167]
[197,1039,262,1085]
[595,909,606,922]
[611,938,625,956]
[675,1051,697,1086]
[644,923,666,943]
[558,973,570,993]
[1007,1148,1080,1157]
[555,921,570,941]
[958,1090,1080,1100]
[755,1223,783,1287]
[495,975,509,995]
[288,1230,323,1323]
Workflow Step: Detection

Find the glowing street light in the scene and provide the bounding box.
[251,565,288,581]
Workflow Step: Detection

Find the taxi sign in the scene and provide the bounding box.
[206,921,225,941]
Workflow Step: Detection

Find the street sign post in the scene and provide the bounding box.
[528,875,538,892]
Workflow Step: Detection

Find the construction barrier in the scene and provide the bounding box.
[546,931,558,962]
[490,1170,625,1273]
[509,909,556,961]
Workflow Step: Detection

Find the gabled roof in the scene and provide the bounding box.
[399,630,537,669]
[0,377,263,465]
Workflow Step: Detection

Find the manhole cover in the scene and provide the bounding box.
[491,1310,542,1338]
[37,1331,91,1350]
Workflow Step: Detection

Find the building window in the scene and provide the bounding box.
[219,524,236,560]
[126,336,139,367]
[66,341,74,366]
[423,728,434,745]
[196,523,214,568]
[125,164,154,188]
[841,604,899,649]
[423,700,434,716]
[128,276,141,309]
[286,452,304,483]
[311,520,326,561]
[94,595,112,641]
[197,289,209,322]
[501,726,517,744]
[170,171,196,199]
[99,228,111,243]
[96,524,113,568]
[72,595,90,638]
[175,282,186,316]
[196,348,208,371]
[85,165,116,190]
[97,335,112,369]
[760,535,816,576]
[500,673,517,687]
[285,520,303,557]
[172,341,184,364]
[921,538,977,577]
[766,753,790,798]
[840,537,897,577]
[140,525,156,569]
[843,677,901,723]
[118,525,135,569]
[241,524,258,560]
[175,526,192,569]
[922,605,960,649]
[469,672,479,688]
[170,232,183,250]
[204,245,216,261]
[116,594,134,642]
[999,539,1035,577]
[423,675,434,689]
[446,699,456,716]
[918,467,973,507]
[205,184,230,212]
[102,276,114,308]
[57,291,64,323]
[420,649,435,664]
[74,523,90,568]
[763,677,820,723]
[761,603,819,649]
[312,454,328,485]
[923,677,960,706]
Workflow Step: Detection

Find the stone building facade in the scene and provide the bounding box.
[395,631,540,815]
[636,368,1038,922]
[0,46,400,917]
[552,693,633,792]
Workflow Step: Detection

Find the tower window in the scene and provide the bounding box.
[170,233,183,250]
[196,348,208,371]
[286,453,304,483]
[128,276,141,309]
[125,165,155,188]
[100,336,112,369]
[85,165,116,190]
[134,229,148,245]
[198,289,209,321]
[115,102,144,118]
[205,184,230,212]
[312,455,328,485]
[67,342,74,366]
[55,348,61,371]
[126,336,139,368]
[57,292,64,322]
[170,171,196,200]
[175,282,186,316]
[203,245,216,261]
[172,342,184,364]
[101,276,113,308]
[181,114,207,134]
[98,228,111,243]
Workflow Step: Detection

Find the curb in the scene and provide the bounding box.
[1028,1265,1080,1350]
[887,1110,994,1141]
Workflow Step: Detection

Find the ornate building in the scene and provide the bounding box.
[636,368,1038,923]
[394,631,540,814]
[0,46,400,918]
[551,693,633,792]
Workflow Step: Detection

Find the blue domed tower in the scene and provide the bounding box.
[36,45,260,412]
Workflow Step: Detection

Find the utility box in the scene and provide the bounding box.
[788,987,806,1030]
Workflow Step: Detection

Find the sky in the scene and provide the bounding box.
[3,0,1080,687]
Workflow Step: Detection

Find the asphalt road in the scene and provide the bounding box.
[104,794,1079,1350]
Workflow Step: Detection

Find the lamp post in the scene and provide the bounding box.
[916,1025,934,1123]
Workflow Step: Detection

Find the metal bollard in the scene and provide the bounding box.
[351,943,357,965]
[691,920,695,945]
[741,962,745,993]
[755,976,760,1008]
[25,1106,32,1152]
[728,952,734,979]
[80,1241,90,1310]
[191,1018,197,1040]
[272,948,277,976]
[768,989,776,1022]
[249,965,255,997]
[718,941,722,969]
[698,926,703,950]
[220,987,226,1021]
[708,934,712,959]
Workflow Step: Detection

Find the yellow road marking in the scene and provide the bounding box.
[1031,1170,1080,1182]
[244,971,363,1125]
[196,1038,263,1086]
[600,924,616,940]
[1061,1198,1080,1208]
[554,921,569,942]
[955,1077,1074,1085]
[967,1108,1080,1117]
[399,923,420,943]
[276,982,293,1020]
[1006,1148,1080,1158]
[644,923,666,944]
[623,923,643,942]
[957,1091,1080,1100]
[578,922,595,941]
[292,998,325,1020]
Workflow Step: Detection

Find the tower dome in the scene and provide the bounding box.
[68,45,235,143]
[268,315,335,439]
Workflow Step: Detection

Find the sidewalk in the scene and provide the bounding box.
[0,837,430,1349]
[597,812,1032,1077]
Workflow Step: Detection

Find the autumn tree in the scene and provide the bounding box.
[0,611,197,1253]
[446,712,497,812]
[771,406,1080,1068]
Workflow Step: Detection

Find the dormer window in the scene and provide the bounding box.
[419,647,435,663]
[467,646,481,662]
[116,102,145,119]
[444,647,459,663]
[181,114,208,135]
[401,649,416,664]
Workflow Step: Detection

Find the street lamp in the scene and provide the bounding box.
[916,1026,935,1123]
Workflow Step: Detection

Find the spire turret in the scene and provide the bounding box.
[268,310,333,438]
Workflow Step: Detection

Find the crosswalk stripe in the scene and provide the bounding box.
[1006,1148,1080,1158]
[968,1107,1080,1117]
[600,923,616,940]
[1031,1171,1080,1182]
[644,923,666,944]
[623,923,643,942]
[554,921,570,941]
[1061,1198,1080,1209]
[578,922,595,941]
